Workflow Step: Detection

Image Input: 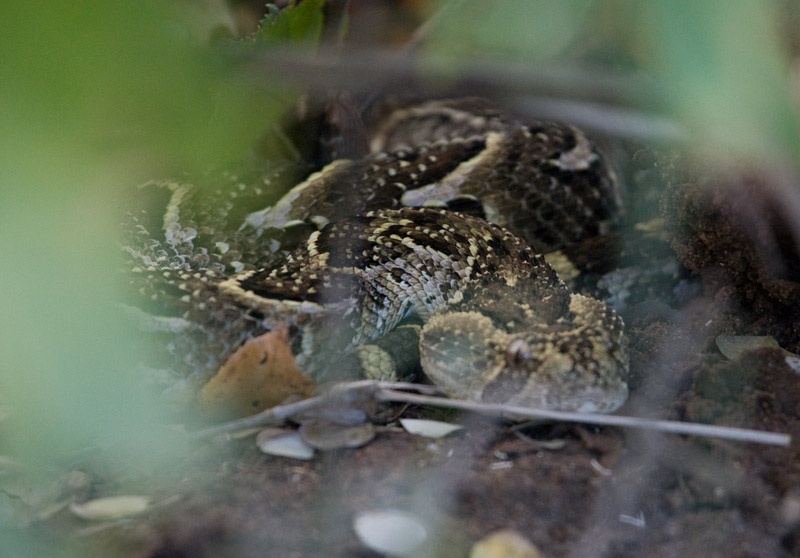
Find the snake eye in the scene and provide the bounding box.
[506,338,531,367]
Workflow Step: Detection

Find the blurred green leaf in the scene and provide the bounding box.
[425,0,799,158]
[0,0,295,468]
[0,2,294,176]
[0,7,305,557]
[641,0,800,158]
[425,0,594,62]
[257,0,326,45]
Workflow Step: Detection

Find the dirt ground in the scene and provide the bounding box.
[10,149,799,558]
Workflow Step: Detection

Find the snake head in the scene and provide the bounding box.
[419,294,629,413]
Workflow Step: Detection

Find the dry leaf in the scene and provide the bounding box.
[199,326,315,418]
[69,496,150,521]
[715,334,780,360]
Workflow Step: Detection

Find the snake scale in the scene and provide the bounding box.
[126,98,629,413]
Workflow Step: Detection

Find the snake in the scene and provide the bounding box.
[125,98,629,413]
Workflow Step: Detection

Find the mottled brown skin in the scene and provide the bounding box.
[125,99,628,412]
[244,98,621,255]
[130,207,628,412]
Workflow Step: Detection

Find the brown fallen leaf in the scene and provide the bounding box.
[199,326,315,419]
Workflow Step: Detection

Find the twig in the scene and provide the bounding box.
[507,95,688,142]
[234,47,651,107]
[270,123,303,161]
[188,380,791,446]
[401,0,466,55]
[375,388,791,446]
[188,389,353,441]
[357,0,466,113]
[189,380,413,440]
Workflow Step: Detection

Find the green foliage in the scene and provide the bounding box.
[425,0,800,159]
[0,0,303,473]
[257,0,326,45]
[0,0,330,471]
[641,0,800,158]
[1,1,797,554]
[0,2,316,554]
[426,0,593,62]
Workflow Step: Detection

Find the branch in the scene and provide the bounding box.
[189,381,790,446]
[375,388,791,446]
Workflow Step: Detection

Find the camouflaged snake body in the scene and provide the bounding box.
[127,98,629,413]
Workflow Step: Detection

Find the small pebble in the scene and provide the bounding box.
[299,420,375,450]
[353,509,428,557]
[256,431,314,460]
[470,529,543,558]
[399,418,463,438]
[70,496,150,521]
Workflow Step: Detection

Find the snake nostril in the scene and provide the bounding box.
[506,338,531,367]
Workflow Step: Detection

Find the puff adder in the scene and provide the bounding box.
[126,98,629,413]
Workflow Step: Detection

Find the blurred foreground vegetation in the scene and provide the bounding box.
[1,1,798,555]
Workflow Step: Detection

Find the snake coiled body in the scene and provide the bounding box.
[126,98,629,413]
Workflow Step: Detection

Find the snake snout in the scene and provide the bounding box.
[420,307,629,413]
[419,311,506,401]
[481,334,629,413]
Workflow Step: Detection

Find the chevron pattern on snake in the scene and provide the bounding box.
[125,98,629,413]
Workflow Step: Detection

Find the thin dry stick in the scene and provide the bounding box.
[188,380,421,440]
[188,391,337,441]
[189,381,791,446]
[401,0,466,55]
[357,0,466,113]
[376,388,791,446]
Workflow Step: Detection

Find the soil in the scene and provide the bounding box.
[9,147,799,558]
[5,0,800,554]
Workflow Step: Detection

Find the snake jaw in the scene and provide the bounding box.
[420,299,629,413]
[485,341,629,413]
[419,311,507,401]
